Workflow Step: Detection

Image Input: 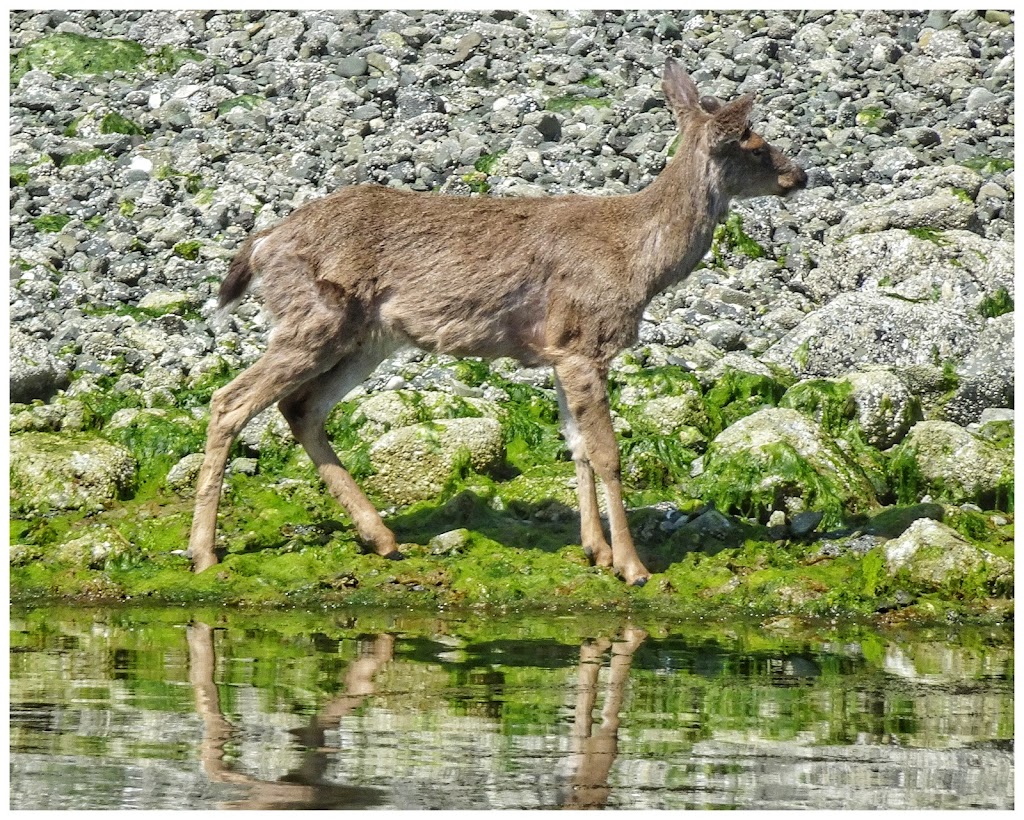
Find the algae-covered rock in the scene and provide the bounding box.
[692,407,877,525]
[10,398,93,434]
[889,420,1013,509]
[368,417,505,505]
[166,452,206,494]
[10,432,137,515]
[55,528,133,569]
[633,392,709,435]
[353,389,502,437]
[883,518,1012,592]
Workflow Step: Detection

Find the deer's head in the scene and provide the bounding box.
[662,58,807,199]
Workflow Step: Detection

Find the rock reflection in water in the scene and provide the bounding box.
[8,607,1014,810]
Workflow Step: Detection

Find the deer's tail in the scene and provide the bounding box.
[217,234,261,311]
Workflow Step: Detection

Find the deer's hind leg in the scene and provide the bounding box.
[189,319,365,572]
[556,376,613,569]
[277,335,403,559]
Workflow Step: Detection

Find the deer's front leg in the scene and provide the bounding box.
[554,359,651,586]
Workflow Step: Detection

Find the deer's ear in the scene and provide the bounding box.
[662,58,700,123]
[709,93,755,145]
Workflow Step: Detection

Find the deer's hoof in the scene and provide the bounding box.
[192,553,219,573]
[381,549,405,561]
[630,575,649,588]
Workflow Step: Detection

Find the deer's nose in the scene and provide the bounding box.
[782,166,808,191]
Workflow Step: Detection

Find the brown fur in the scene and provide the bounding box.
[189,59,807,585]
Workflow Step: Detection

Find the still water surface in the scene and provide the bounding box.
[10,606,1013,810]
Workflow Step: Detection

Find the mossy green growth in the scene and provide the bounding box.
[779,379,855,437]
[155,165,202,195]
[13,32,147,82]
[693,439,860,528]
[100,111,145,136]
[855,106,886,128]
[172,240,203,261]
[461,171,490,194]
[961,156,1013,175]
[712,212,766,266]
[12,32,203,85]
[11,163,30,186]
[100,410,207,498]
[906,226,949,245]
[33,214,71,233]
[473,151,506,175]
[978,288,1013,319]
[703,368,790,432]
[61,148,106,167]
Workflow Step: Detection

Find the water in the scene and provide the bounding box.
[10,606,1013,810]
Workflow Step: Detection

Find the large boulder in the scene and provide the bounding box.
[889,420,1013,509]
[883,518,1012,593]
[10,329,70,403]
[367,417,505,505]
[10,433,137,515]
[761,291,979,379]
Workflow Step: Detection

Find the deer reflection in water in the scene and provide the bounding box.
[564,627,648,809]
[186,622,647,809]
[187,623,391,809]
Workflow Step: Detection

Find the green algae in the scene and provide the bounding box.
[12,32,203,85]
[100,111,145,135]
[703,368,790,432]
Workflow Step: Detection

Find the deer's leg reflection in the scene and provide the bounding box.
[187,623,392,809]
[565,626,647,810]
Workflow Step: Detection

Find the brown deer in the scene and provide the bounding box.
[188,58,807,585]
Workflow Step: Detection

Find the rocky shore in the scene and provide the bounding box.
[9,10,1014,618]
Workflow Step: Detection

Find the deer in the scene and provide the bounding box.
[188,58,807,586]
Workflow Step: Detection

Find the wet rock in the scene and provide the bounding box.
[10,433,137,515]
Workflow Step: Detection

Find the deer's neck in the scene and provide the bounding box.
[633,147,729,299]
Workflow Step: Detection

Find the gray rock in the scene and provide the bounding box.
[945,313,1014,425]
[846,369,918,449]
[10,328,70,403]
[166,452,206,494]
[761,292,980,379]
